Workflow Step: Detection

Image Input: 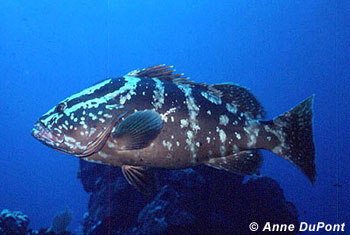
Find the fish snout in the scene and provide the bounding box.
[31,121,45,139]
[31,121,59,144]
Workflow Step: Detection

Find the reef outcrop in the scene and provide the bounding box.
[78,160,299,234]
[0,209,29,235]
[1,161,298,234]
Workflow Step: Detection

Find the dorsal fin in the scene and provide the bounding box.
[126,64,188,83]
[126,65,264,119]
[211,83,265,119]
[126,64,222,96]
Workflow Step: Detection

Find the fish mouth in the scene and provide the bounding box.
[31,121,63,146]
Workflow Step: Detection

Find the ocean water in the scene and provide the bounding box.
[0,0,349,233]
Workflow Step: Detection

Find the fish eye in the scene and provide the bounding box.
[56,103,66,113]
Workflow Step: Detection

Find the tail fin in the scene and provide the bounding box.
[262,95,316,184]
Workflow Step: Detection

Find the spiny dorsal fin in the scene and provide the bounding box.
[127,64,188,83]
[126,64,223,97]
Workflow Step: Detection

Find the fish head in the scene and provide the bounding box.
[32,79,126,157]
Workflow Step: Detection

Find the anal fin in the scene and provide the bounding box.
[204,150,263,175]
[121,165,155,194]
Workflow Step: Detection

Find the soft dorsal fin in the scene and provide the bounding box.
[112,110,162,150]
[210,83,265,119]
[204,150,263,175]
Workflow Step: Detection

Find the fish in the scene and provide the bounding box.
[32,65,316,193]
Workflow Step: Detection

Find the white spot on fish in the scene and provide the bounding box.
[201,91,222,104]
[226,103,238,114]
[65,136,76,143]
[244,121,260,148]
[178,85,201,134]
[206,137,211,143]
[219,129,226,143]
[89,113,98,120]
[98,152,109,159]
[207,110,211,115]
[272,146,283,155]
[185,130,197,160]
[160,107,176,122]
[103,113,113,119]
[162,140,173,151]
[151,78,165,110]
[219,115,229,126]
[235,132,241,140]
[106,104,124,110]
[180,119,189,128]
[54,128,62,133]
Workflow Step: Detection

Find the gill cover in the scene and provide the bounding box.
[77,111,127,157]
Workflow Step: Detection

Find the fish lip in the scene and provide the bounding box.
[31,121,63,145]
[31,122,45,139]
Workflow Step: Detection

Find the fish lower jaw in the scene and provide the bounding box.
[32,122,63,145]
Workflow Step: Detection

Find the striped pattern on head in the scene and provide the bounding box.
[32,76,140,156]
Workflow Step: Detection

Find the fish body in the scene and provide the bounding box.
[32,65,316,192]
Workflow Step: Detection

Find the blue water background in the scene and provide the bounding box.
[0,0,349,231]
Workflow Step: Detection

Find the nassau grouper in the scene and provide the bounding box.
[32,65,315,193]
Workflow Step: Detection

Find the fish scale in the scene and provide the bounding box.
[32,65,316,193]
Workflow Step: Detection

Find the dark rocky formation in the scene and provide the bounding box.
[0,209,29,235]
[78,160,299,234]
[0,160,299,234]
[1,160,299,234]
[0,209,72,235]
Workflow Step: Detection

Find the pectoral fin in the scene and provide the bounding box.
[121,165,155,194]
[112,110,162,150]
[204,150,263,175]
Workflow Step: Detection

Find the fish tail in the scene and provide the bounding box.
[261,95,316,184]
